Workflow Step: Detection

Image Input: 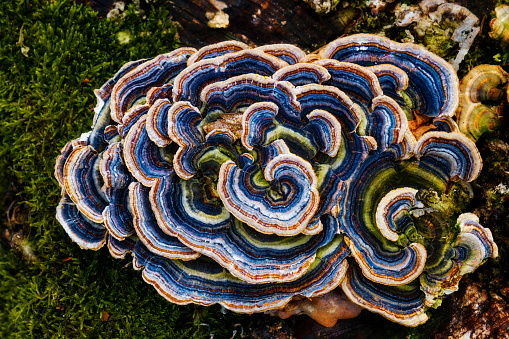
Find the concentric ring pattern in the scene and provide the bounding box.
[55,35,497,326]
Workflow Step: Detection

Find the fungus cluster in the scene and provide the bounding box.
[457,64,507,141]
[55,34,497,327]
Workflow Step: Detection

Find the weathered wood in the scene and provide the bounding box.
[166,0,360,50]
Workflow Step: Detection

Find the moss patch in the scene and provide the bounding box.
[0,0,246,337]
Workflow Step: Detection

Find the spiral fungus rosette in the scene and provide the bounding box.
[55,34,498,327]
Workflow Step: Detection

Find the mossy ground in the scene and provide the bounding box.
[1,0,508,338]
[0,1,246,337]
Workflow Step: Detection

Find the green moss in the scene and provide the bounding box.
[350,10,395,35]
[422,28,454,58]
[0,0,247,337]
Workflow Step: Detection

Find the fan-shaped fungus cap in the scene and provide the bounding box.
[457,64,507,141]
[490,5,509,49]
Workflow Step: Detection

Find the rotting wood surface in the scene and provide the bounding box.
[165,0,360,51]
[85,0,360,51]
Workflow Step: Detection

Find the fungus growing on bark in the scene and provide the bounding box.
[55,34,497,328]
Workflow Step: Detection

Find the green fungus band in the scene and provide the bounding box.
[55,34,498,327]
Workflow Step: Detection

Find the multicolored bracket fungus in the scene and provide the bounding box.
[491,5,509,49]
[55,34,498,328]
[457,64,507,141]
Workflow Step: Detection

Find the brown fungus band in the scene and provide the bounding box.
[55,34,498,327]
